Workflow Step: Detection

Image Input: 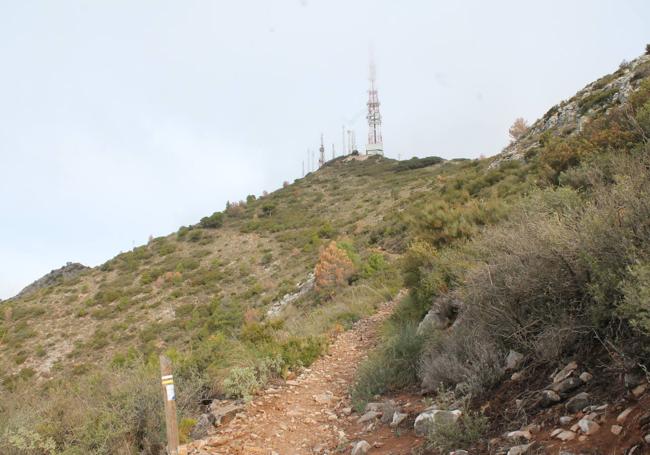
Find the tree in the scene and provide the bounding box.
[646,44,650,55]
[314,241,355,295]
[508,117,529,141]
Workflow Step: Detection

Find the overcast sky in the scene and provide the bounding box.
[1,1,649,299]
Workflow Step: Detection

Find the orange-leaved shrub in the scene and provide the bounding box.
[314,241,355,295]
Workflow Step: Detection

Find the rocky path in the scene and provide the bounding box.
[185,291,421,455]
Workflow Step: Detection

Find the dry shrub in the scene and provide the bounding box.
[314,241,355,295]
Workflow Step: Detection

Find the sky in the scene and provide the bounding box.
[1,0,649,299]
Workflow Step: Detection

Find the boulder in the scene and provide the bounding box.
[414,409,462,437]
[565,392,591,413]
[351,440,371,455]
[505,350,524,370]
[208,400,245,426]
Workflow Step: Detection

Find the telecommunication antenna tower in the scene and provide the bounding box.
[366,57,384,155]
[319,134,325,168]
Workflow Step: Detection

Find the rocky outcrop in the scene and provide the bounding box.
[12,262,88,300]
[489,54,650,169]
[266,273,314,317]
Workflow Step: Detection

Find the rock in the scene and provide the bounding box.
[579,372,593,383]
[559,416,573,425]
[550,428,562,437]
[357,411,381,424]
[506,350,524,370]
[341,407,353,416]
[551,377,583,395]
[511,372,523,381]
[555,430,576,441]
[450,451,469,455]
[506,430,532,442]
[644,434,650,444]
[364,402,383,412]
[553,361,578,383]
[632,383,647,398]
[266,273,314,317]
[209,400,245,426]
[390,412,408,428]
[611,424,623,435]
[507,443,533,455]
[540,390,561,407]
[578,418,600,435]
[190,413,215,439]
[414,410,462,437]
[565,392,591,413]
[617,407,634,423]
[312,392,333,404]
[380,401,399,424]
[351,440,371,455]
[417,296,463,335]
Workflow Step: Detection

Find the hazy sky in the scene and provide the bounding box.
[1,1,649,299]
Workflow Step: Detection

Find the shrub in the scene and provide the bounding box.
[222,366,259,401]
[425,411,488,453]
[199,212,224,229]
[314,241,356,295]
[646,43,650,55]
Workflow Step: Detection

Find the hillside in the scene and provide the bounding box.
[1,51,649,455]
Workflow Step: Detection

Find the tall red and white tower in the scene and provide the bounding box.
[366,59,383,156]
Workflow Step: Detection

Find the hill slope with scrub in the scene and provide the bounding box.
[1,51,649,454]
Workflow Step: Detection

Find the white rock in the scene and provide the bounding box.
[507,444,533,455]
[351,440,371,455]
[559,416,573,425]
[550,428,562,437]
[578,418,600,435]
[611,424,623,435]
[644,434,650,444]
[579,372,593,382]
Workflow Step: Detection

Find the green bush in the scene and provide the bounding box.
[199,212,224,229]
[222,366,259,401]
[351,321,423,410]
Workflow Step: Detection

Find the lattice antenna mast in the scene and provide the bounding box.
[318,134,325,168]
[366,56,384,155]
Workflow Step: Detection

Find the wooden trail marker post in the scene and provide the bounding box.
[160,355,180,455]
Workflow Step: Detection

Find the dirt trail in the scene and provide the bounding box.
[186,292,421,455]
